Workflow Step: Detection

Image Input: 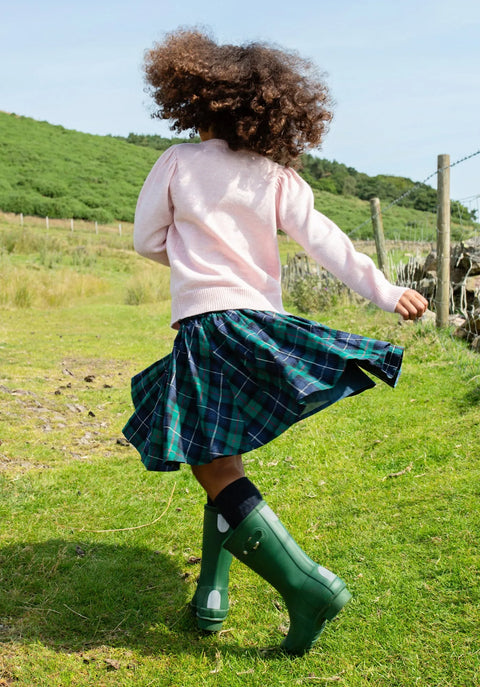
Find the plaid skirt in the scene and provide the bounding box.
[122,309,403,472]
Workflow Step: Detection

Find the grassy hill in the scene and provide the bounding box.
[0,111,476,240]
[0,112,162,224]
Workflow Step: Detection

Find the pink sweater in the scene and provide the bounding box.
[134,139,406,326]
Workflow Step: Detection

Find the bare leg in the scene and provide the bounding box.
[191,454,245,501]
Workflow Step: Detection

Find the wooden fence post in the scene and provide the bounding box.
[436,154,451,328]
[370,197,390,280]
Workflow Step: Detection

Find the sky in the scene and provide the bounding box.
[1,0,479,205]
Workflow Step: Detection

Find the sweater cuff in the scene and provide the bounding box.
[375,284,408,313]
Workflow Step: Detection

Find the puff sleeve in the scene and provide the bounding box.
[133,146,177,266]
[275,167,406,312]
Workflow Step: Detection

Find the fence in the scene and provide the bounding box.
[0,210,133,239]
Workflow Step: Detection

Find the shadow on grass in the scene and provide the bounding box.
[0,539,298,668]
[0,538,270,659]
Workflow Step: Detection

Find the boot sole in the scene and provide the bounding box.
[196,616,225,632]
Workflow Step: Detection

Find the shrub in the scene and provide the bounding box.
[284,264,352,315]
[0,191,33,214]
[32,178,69,198]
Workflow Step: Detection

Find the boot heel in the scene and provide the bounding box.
[324,586,352,620]
[196,616,225,632]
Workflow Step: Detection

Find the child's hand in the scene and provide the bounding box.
[394,289,429,321]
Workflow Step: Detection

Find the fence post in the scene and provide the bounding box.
[436,154,451,328]
[370,197,390,280]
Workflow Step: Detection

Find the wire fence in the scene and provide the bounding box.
[0,210,134,240]
[455,194,480,231]
[349,149,480,239]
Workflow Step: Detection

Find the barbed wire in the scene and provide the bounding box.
[458,193,480,202]
[448,149,480,171]
[349,149,480,236]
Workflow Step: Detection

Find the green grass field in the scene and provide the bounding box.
[1,218,479,686]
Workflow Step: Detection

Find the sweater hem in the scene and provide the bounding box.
[170,288,286,327]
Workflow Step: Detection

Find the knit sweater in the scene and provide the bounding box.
[133,139,406,326]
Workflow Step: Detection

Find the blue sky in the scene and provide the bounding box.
[1,0,479,204]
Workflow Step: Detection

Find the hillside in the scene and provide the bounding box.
[0,112,475,238]
[0,112,161,224]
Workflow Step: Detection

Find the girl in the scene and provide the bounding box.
[123,29,428,655]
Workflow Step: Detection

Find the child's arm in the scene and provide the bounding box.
[133,147,177,266]
[276,168,426,316]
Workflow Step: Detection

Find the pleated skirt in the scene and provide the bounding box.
[122,309,403,472]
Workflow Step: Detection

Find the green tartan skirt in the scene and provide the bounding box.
[122,309,403,472]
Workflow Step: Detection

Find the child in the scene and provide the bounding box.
[123,28,428,655]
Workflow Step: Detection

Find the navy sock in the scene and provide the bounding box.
[213,477,262,528]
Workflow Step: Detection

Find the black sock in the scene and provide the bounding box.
[206,495,214,507]
[213,477,262,529]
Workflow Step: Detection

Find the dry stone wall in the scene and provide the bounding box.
[396,237,480,350]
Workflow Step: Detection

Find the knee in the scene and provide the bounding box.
[212,454,244,478]
[191,454,245,499]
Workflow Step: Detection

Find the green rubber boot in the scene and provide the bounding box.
[223,501,351,655]
[190,505,233,631]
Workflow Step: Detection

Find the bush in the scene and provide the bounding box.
[0,191,34,214]
[88,208,114,224]
[32,178,69,198]
[289,273,345,314]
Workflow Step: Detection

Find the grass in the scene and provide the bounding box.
[0,219,479,686]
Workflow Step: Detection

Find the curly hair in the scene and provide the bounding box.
[143,29,333,164]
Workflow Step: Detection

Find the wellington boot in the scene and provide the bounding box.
[224,501,351,655]
[190,505,233,631]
